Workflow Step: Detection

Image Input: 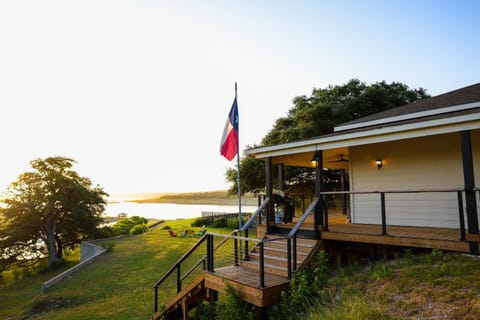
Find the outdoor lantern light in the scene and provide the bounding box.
[311,151,321,168]
[376,158,383,170]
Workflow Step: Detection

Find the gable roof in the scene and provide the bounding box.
[335,82,480,132]
[246,82,480,163]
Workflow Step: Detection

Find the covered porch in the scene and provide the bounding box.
[248,129,480,255]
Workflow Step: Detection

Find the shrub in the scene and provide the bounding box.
[215,285,254,320]
[191,217,210,227]
[161,224,171,230]
[130,224,148,235]
[112,216,148,235]
[212,217,227,228]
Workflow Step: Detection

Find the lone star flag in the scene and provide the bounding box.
[220,97,239,161]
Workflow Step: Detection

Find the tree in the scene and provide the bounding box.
[227,79,430,194]
[0,157,108,270]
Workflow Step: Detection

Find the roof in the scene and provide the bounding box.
[246,82,480,162]
[335,83,480,132]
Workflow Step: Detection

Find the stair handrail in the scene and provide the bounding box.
[239,196,270,232]
[153,197,271,313]
[153,233,208,289]
[287,197,320,238]
[180,197,271,281]
[285,197,320,278]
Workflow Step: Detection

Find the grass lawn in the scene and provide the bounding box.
[0,218,235,320]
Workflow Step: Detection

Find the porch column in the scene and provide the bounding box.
[314,150,324,235]
[265,157,274,233]
[460,130,479,255]
[278,163,284,191]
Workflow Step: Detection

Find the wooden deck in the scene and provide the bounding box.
[280,211,473,252]
[204,266,290,307]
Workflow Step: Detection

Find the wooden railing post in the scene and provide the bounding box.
[292,236,297,272]
[259,241,265,288]
[287,238,292,279]
[458,191,466,240]
[234,231,239,266]
[154,287,158,312]
[244,229,250,261]
[381,192,387,235]
[324,195,329,231]
[176,265,181,293]
[207,234,214,272]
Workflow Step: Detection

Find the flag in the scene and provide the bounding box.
[220,97,239,160]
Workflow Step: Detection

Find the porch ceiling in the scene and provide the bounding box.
[272,147,350,169]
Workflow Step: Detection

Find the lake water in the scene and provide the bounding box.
[105,202,259,221]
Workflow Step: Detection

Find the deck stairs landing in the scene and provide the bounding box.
[154,234,321,320]
[241,235,320,278]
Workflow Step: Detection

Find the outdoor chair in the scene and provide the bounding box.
[168,230,178,237]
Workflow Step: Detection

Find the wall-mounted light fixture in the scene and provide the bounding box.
[311,151,321,168]
[376,158,383,170]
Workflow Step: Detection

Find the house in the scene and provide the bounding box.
[246,82,480,255]
[153,83,480,320]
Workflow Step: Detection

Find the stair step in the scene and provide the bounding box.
[241,260,290,277]
[247,253,302,266]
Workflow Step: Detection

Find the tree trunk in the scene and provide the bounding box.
[45,219,57,269]
[55,235,63,261]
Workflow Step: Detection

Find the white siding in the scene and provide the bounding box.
[350,132,470,228]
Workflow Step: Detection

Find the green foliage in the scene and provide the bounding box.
[191,217,210,227]
[212,217,227,228]
[129,224,148,235]
[270,250,330,320]
[215,285,255,320]
[227,79,430,194]
[112,216,148,235]
[192,302,212,320]
[160,224,171,230]
[95,226,120,239]
[0,156,108,270]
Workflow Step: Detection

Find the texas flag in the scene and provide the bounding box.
[220,98,239,161]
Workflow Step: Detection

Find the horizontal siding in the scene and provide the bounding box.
[350,132,470,228]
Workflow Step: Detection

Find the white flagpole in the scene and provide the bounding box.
[235,82,242,229]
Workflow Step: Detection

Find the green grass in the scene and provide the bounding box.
[3,225,480,320]
[0,218,235,320]
[306,250,480,320]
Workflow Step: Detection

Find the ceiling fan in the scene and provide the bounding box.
[328,154,349,163]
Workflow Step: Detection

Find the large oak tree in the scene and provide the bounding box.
[0,157,108,270]
[226,79,429,194]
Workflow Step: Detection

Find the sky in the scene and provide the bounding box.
[0,0,479,196]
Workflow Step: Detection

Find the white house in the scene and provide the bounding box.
[246,83,480,254]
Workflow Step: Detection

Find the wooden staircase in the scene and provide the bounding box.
[152,197,323,320]
[154,234,320,320]
[241,235,320,277]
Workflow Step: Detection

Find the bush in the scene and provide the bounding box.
[130,224,148,235]
[212,218,227,228]
[112,216,148,235]
[215,285,254,320]
[161,224,171,230]
[191,217,210,227]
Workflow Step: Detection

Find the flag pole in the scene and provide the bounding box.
[235,82,242,229]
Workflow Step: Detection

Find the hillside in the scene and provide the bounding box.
[1,221,479,319]
[124,190,258,206]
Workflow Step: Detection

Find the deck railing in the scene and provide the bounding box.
[319,188,471,241]
[152,197,271,313]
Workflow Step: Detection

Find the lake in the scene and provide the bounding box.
[105,202,259,221]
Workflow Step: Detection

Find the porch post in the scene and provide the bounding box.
[278,163,284,191]
[265,157,274,233]
[314,150,324,236]
[460,130,479,255]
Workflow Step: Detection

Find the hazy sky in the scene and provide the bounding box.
[1,0,479,196]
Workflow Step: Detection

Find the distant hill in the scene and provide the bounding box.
[110,190,258,206]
